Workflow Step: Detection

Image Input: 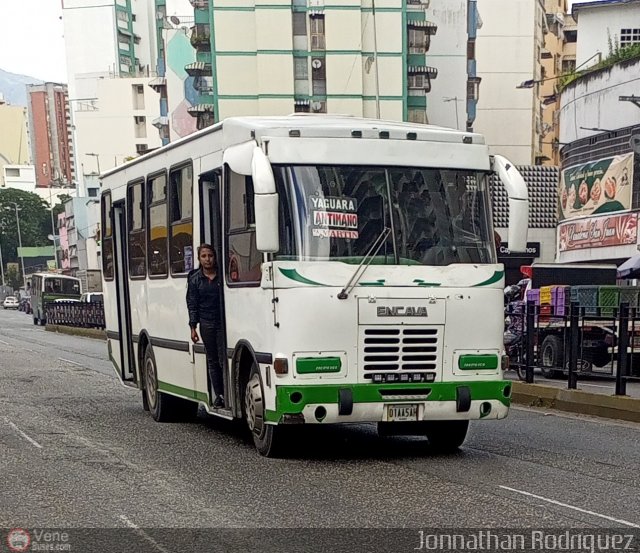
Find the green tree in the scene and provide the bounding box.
[0,189,53,269]
[5,265,21,290]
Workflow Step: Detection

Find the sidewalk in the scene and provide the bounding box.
[508,372,640,423]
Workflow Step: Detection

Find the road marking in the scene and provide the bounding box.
[4,418,43,449]
[579,383,613,389]
[58,357,83,367]
[0,339,10,346]
[499,485,640,527]
[119,515,171,553]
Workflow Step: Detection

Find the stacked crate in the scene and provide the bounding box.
[552,286,569,316]
[570,286,599,316]
[619,287,640,314]
[598,286,620,317]
[526,289,540,307]
[539,286,553,319]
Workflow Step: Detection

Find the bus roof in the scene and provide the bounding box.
[30,273,80,280]
[101,114,486,179]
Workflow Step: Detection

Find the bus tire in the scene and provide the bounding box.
[244,364,284,457]
[541,335,563,379]
[424,420,468,453]
[142,346,197,422]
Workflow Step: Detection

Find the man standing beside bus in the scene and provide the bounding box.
[186,244,225,409]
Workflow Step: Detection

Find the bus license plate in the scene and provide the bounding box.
[387,404,419,422]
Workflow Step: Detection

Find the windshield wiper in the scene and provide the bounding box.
[337,227,392,300]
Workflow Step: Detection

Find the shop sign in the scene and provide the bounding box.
[558,152,633,222]
[498,242,541,258]
[558,212,638,252]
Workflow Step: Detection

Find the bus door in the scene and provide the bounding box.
[112,201,136,384]
[199,172,230,405]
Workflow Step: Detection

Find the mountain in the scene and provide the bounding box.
[0,68,43,106]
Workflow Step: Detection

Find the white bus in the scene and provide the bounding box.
[30,272,82,325]
[101,115,528,456]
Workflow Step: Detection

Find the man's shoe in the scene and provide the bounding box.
[212,395,225,409]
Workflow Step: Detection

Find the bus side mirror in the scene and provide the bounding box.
[492,155,529,252]
[252,147,279,253]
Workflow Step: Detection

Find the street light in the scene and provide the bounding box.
[6,202,27,292]
[86,152,101,175]
[579,126,614,133]
[443,96,463,130]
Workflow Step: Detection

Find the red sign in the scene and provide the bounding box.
[558,213,638,252]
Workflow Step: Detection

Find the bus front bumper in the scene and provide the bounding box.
[265,381,512,425]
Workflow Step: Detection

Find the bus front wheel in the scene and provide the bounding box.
[424,420,469,453]
[244,364,284,457]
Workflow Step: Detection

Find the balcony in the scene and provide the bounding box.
[189,0,208,8]
[152,116,169,129]
[193,76,214,94]
[187,103,214,117]
[185,61,212,77]
[190,25,211,51]
[148,77,167,92]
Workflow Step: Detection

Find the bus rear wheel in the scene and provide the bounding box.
[244,364,284,457]
[424,420,469,453]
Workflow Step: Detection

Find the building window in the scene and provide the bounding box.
[408,108,427,124]
[292,12,307,36]
[310,15,325,50]
[136,144,149,155]
[5,168,20,177]
[562,59,576,74]
[101,193,114,280]
[132,84,145,110]
[621,28,640,47]
[134,116,147,139]
[169,163,194,275]
[311,57,326,95]
[127,180,146,278]
[88,188,98,198]
[408,28,428,54]
[294,57,308,80]
[147,172,168,277]
[226,174,262,284]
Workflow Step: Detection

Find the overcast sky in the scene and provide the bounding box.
[0,0,590,83]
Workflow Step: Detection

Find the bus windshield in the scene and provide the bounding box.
[43,277,81,295]
[273,165,495,266]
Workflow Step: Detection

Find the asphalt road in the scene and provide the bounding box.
[2,307,640,549]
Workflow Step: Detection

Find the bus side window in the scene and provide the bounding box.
[226,172,262,284]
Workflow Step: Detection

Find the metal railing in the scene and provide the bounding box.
[45,301,105,330]
[507,301,640,395]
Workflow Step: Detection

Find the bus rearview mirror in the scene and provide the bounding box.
[254,194,279,253]
[252,146,279,253]
[492,155,529,253]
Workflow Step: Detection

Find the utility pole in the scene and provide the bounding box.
[8,202,27,291]
[372,0,381,119]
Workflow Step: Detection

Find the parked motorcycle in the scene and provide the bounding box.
[504,284,528,381]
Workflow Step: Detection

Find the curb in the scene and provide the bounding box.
[512,382,640,423]
[45,324,106,340]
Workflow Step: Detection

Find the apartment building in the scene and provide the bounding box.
[475,0,547,165]
[0,96,30,187]
[155,0,449,131]
[62,0,160,180]
[27,83,75,187]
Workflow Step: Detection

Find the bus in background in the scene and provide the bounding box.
[100,115,529,457]
[30,273,81,326]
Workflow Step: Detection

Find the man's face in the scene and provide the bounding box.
[200,249,215,270]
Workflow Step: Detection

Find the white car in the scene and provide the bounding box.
[3,297,19,309]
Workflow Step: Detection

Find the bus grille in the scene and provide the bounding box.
[360,326,442,375]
